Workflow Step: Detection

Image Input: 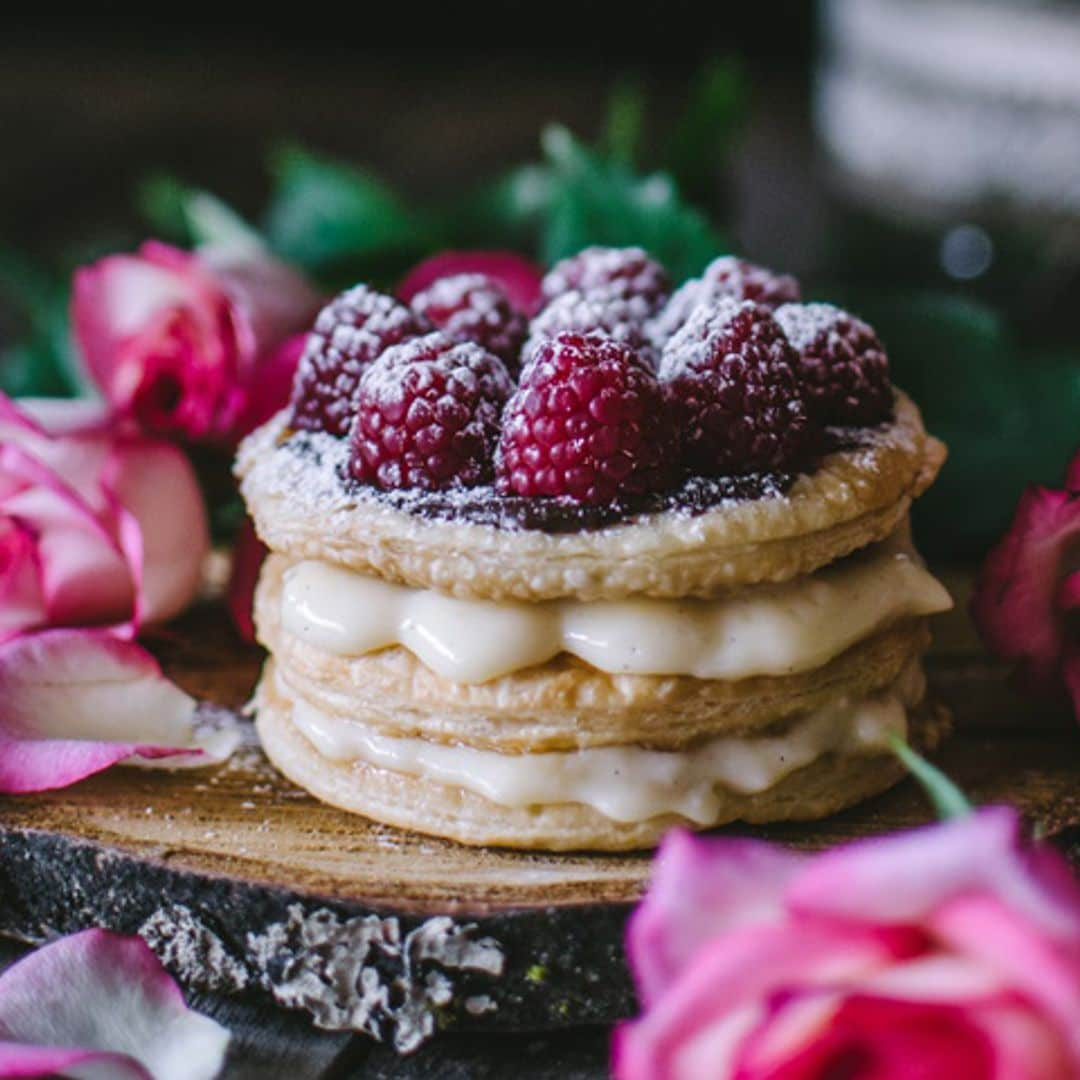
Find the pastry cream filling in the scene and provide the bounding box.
[280,530,951,684]
[288,666,923,824]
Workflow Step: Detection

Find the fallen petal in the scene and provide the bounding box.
[0,929,229,1080]
[0,629,239,793]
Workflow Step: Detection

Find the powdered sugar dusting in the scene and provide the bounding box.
[290,285,428,436]
[357,333,510,413]
[525,290,657,367]
[775,302,846,350]
[657,297,746,380]
[250,410,798,534]
[409,274,526,367]
[648,256,801,348]
[540,245,670,309]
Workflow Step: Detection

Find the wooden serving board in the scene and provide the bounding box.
[1,575,1078,1052]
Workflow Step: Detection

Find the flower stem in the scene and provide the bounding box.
[889,734,973,820]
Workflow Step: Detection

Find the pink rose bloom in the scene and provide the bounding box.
[971,448,1080,720]
[615,809,1080,1079]
[0,395,240,793]
[0,394,207,640]
[72,240,320,442]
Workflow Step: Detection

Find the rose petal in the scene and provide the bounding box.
[9,397,116,439]
[102,439,209,626]
[0,1041,153,1078]
[231,333,306,440]
[0,395,208,632]
[0,929,229,1080]
[199,247,320,383]
[0,446,134,629]
[226,518,266,644]
[626,829,805,1004]
[929,895,1080,1068]
[0,518,46,642]
[970,465,1080,696]
[0,629,239,793]
[787,806,1080,942]
[738,994,999,1080]
[397,250,545,314]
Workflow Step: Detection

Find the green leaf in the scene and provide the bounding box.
[263,146,434,281]
[666,57,747,204]
[889,735,972,821]
[138,175,264,254]
[820,288,1080,557]
[603,79,645,168]
[137,173,195,246]
[538,124,727,282]
[435,164,553,250]
[0,253,81,399]
[184,191,264,253]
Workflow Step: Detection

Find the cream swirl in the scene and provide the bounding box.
[288,666,923,824]
[279,528,950,683]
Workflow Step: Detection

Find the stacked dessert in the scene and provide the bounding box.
[237,247,951,851]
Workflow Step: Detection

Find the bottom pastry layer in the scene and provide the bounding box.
[254,665,949,851]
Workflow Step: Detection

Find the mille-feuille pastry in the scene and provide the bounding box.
[237,247,952,852]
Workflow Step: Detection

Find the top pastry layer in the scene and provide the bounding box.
[237,390,944,602]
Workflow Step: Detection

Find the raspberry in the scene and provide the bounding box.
[350,333,513,491]
[290,285,428,436]
[661,300,813,475]
[525,291,657,368]
[496,332,677,504]
[541,246,670,312]
[409,274,528,372]
[649,256,801,346]
[775,303,893,426]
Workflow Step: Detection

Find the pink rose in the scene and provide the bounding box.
[971,448,1080,721]
[72,240,320,442]
[0,394,207,640]
[615,809,1080,1079]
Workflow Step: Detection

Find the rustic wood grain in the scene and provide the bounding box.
[0,583,1077,1053]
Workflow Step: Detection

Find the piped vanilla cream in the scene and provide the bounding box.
[288,667,923,824]
[280,531,951,683]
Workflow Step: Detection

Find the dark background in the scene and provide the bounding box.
[0,7,817,264]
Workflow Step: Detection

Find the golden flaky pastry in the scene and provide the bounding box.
[237,390,945,602]
[255,673,949,852]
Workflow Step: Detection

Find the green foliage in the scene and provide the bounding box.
[822,288,1080,557]
[437,59,743,280]
[603,79,646,168]
[263,146,438,285]
[0,253,83,399]
[666,58,747,205]
[534,125,727,283]
[137,173,196,246]
[139,176,265,253]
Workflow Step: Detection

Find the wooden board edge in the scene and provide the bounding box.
[0,824,635,1052]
